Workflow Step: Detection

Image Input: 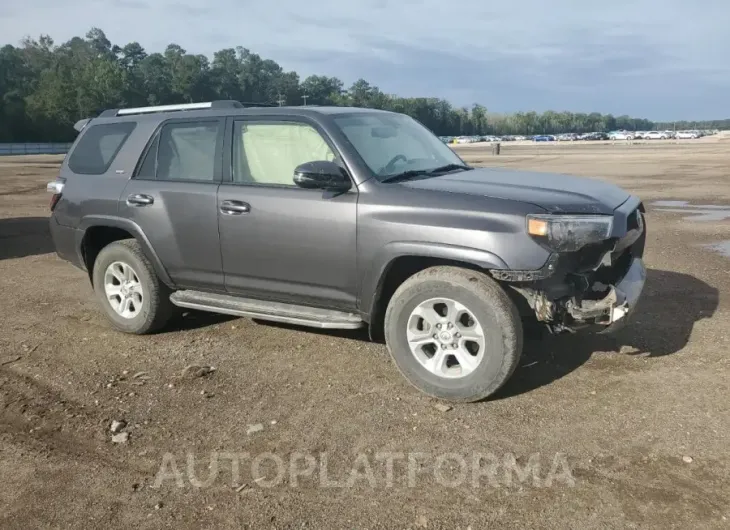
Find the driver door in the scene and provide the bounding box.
[217,116,359,311]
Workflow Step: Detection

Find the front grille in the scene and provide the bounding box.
[627,208,640,231]
[592,207,643,285]
[573,241,614,271]
[593,248,632,285]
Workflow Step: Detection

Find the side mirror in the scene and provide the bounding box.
[293,160,351,191]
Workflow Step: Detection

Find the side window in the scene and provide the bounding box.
[232,121,336,185]
[68,122,136,175]
[136,121,220,181]
[136,133,159,179]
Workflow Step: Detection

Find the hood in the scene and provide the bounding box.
[401,167,630,214]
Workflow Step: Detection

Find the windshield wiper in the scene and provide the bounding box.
[426,163,472,174]
[380,169,431,183]
[381,164,472,183]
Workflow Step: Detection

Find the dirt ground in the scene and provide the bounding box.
[1,140,729,529]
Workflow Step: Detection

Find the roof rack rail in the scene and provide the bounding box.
[98,100,244,118]
[238,101,279,108]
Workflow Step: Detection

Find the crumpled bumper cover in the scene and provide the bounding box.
[567,258,647,333]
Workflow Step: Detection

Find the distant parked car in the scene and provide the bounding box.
[581,132,609,141]
[608,131,635,141]
[676,131,699,139]
[533,135,555,142]
[644,131,669,140]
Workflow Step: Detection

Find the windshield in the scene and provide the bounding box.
[333,113,466,180]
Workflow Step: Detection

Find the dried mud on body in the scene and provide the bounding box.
[1,143,729,529]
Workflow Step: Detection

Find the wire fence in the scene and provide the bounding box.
[0,143,72,156]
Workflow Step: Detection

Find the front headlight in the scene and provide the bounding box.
[527,214,613,252]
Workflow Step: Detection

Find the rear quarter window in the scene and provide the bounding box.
[67,122,136,175]
[135,120,221,181]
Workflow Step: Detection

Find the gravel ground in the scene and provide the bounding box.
[1,140,729,529]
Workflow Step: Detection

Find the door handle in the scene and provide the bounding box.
[127,193,154,206]
[220,200,250,215]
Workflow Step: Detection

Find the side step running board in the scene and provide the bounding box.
[169,290,364,330]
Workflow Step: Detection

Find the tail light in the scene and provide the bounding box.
[47,178,66,211]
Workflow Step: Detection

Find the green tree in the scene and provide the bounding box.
[4,27,727,142]
[300,75,344,106]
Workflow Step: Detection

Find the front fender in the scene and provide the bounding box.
[359,241,509,318]
[76,215,174,287]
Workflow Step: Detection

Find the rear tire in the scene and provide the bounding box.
[384,266,523,402]
[92,239,173,334]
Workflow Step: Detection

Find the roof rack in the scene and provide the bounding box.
[98,100,245,118]
[239,101,279,108]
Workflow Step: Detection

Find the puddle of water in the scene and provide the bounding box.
[651,200,730,210]
[704,240,730,258]
[650,200,730,222]
[656,209,730,221]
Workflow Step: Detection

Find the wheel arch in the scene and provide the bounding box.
[361,242,509,342]
[77,216,174,288]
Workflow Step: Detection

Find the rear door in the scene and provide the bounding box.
[119,118,225,291]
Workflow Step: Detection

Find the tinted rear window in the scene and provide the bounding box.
[135,120,220,181]
[68,122,136,174]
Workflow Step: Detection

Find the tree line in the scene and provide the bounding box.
[0,28,727,143]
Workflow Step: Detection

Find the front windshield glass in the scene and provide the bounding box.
[333,113,466,180]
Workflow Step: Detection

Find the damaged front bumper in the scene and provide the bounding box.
[498,201,647,334]
[564,257,646,333]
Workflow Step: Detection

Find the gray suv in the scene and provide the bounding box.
[47,100,647,402]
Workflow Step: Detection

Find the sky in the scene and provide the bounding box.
[1,0,728,121]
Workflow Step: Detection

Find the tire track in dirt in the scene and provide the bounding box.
[0,367,152,476]
[0,185,48,196]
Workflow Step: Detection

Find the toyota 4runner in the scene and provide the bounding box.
[47,100,647,402]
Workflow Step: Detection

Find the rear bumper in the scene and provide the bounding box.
[49,216,85,270]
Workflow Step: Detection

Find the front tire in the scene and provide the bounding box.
[384,266,523,402]
[92,239,173,334]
